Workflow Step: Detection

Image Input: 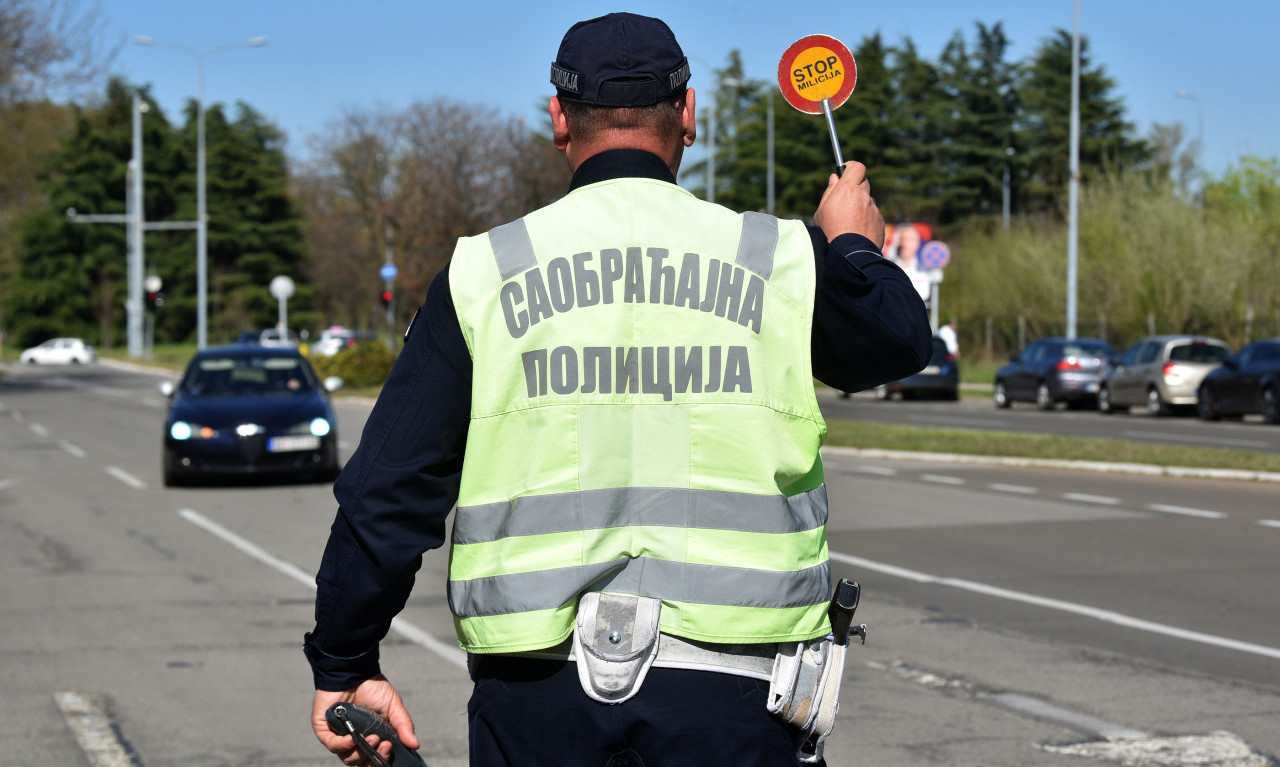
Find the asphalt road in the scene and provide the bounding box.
[3,361,1278,767]
[821,387,1280,454]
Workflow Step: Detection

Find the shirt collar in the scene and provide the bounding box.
[569,149,677,192]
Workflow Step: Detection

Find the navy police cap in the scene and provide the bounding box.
[551,12,691,107]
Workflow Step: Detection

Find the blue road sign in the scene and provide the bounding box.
[380,263,398,281]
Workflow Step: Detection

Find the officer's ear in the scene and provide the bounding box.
[550,96,572,153]
[681,88,697,148]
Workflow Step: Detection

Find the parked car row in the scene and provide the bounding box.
[991,335,1280,424]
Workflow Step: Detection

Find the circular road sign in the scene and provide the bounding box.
[380,263,398,282]
[144,274,162,293]
[269,275,296,301]
[919,241,951,270]
[777,34,857,114]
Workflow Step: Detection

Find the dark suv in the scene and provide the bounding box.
[994,337,1117,411]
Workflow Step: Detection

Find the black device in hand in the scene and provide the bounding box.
[325,702,428,767]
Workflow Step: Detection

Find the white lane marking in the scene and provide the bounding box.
[1041,731,1270,765]
[30,422,50,437]
[921,474,965,486]
[1121,429,1270,449]
[988,483,1036,495]
[1259,520,1280,529]
[982,693,1147,740]
[178,509,467,670]
[1062,492,1119,505]
[854,465,897,476]
[104,466,145,490]
[830,551,1280,661]
[54,691,136,767]
[60,441,87,458]
[1147,503,1226,520]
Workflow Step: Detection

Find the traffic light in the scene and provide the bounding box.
[380,289,393,308]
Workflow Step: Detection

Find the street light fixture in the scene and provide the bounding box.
[134,34,269,349]
[1175,90,1205,204]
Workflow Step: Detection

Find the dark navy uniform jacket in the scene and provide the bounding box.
[306,149,932,691]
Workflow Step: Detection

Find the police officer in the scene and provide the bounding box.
[307,12,931,767]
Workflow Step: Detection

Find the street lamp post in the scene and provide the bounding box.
[1175,90,1205,204]
[134,35,268,349]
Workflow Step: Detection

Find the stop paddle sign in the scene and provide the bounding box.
[777,34,857,173]
[777,34,857,114]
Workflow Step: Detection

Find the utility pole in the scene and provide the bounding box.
[67,95,198,357]
[1066,0,1081,341]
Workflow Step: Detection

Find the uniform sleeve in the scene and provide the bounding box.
[809,227,933,393]
[304,264,472,691]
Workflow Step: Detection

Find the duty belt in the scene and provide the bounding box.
[505,632,779,680]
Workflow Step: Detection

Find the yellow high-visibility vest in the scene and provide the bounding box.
[447,175,831,653]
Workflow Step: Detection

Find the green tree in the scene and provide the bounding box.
[9,79,307,347]
[150,100,309,343]
[8,79,151,347]
[1017,29,1149,215]
[1,0,114,339]
[931,23,1020,224]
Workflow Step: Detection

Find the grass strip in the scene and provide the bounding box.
[823,418,1280,474]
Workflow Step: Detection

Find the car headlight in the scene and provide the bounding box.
[286,418,332,437]
[170,421,219,440]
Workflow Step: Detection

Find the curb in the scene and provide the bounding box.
[821,446,1280,484]
[96,357,181,378]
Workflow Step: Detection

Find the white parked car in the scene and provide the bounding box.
[313,327,377,357]
[19,337,97,365]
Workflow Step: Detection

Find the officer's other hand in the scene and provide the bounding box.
[814,161,885,250]
[311,675,419,766]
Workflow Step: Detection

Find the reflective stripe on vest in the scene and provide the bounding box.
[447,178,830,653]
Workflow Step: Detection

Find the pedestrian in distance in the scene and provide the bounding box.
[306,11,932,766]
[938,317,959,358]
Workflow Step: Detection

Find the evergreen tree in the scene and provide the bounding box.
[1017,29,1150,214]
[932,23,1020,223]
[9,79,154,347]
[883,37,946,223]
[10,79,307,347]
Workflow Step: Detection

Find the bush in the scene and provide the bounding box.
[310,340,398,388]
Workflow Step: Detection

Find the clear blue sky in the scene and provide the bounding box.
[98,0,1278,176]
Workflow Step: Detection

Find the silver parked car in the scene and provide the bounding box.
[1099,334,1231,416]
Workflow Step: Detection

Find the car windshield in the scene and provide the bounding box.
[182,354,316,396]
[1169,343,1230,364]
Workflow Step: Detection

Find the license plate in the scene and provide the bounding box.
[922,365,941,375]
[268,435,321,452]
[1085,382,1099,392]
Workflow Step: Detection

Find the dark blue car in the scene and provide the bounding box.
[160,345,343,486]
[994,337,1117,411]
[1196,337,1280,424]
[873,337,959,400]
